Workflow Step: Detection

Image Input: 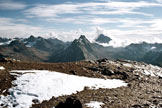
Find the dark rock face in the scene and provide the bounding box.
[115,42,162,67]
[96,34,112,44]
[51,35,98,62]
[0,54,4,59]
[55,97,82,108]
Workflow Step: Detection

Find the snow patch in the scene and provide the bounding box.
[0,66,5,70]
[0,70,127,108]
[123,63,132,67]
[85,101,104,108]
[151,46,156,50]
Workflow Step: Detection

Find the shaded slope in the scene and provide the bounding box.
[50,35,98,62]
[0,40,49,62]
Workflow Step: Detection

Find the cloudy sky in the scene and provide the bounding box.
[0,0,162,46]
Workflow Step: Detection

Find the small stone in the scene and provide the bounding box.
[132,104,142,108]
[70,70,77,75]
[101,69,114,76]
[32,99,39,104]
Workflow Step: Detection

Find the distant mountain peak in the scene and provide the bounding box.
[79,35,86,39]
[37,36,44,40]
[78,35,90,44]
[96,34,112,44]
[29,35,35,38]
[9,40,24,47]
[51,35,98,62]
[27,35,37,42]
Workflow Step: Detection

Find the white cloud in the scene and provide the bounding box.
[46,17,87,24]
[24,4,81,17]
[155,0,162,3]
[149,19,162,30]
[49,18,162,47]
[24,1,162,18]
[95,23,162,47]
[1,16,162,47]
[0,17,54,38]
[90,18,116,24]
[46,17,118,25]
[45,21,162,47]
[0,0,26,10]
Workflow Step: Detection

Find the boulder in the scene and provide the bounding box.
[70,70,77,75]
[0,57,13,63]
[101,68,114,76]
[55,97,82,108]
[97,58,108,64]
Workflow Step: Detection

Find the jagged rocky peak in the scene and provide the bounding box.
[50,34,97,62]
[73,35,90,45]
[26,35,37,42]
[96,34,112,44]
[79,35,86,40]
[29,35,35,38]
[71,35,91,49]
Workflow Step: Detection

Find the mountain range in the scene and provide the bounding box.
[0,34,162,66]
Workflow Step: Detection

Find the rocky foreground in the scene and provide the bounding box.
[1,59,162,108]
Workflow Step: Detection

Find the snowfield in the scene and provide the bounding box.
[85,101,104,108]
[0,70,127,108]
[0,66,5,70]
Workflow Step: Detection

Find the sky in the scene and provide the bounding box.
[0,0,162,47]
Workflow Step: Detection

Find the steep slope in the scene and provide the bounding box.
[50,35,98,62]
[142,51,162,66]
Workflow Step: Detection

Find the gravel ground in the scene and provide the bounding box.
[1,59,162,108]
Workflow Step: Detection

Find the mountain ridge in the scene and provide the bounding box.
[0,35,162,67]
